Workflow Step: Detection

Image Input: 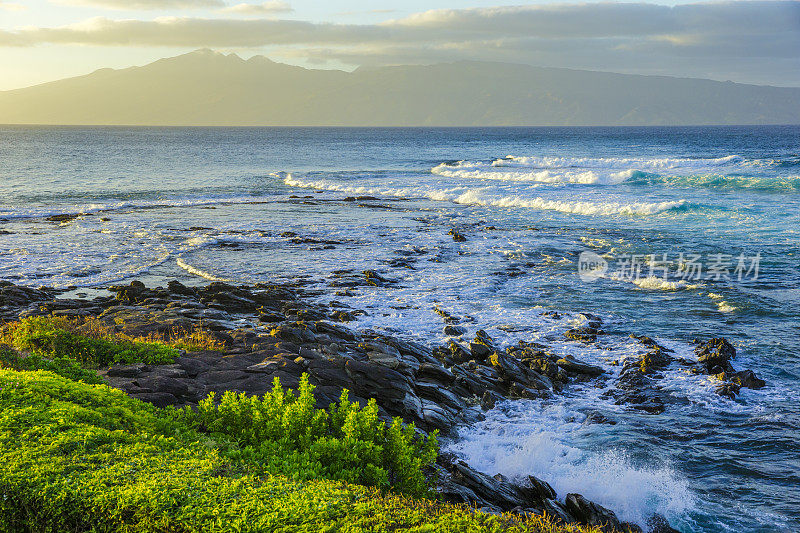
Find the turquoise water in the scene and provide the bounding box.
[1,126,798,531]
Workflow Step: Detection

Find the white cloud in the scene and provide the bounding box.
[2,1,798,85]
[0,1,25,10]
[54,0,224,10]
[221,1,292,16]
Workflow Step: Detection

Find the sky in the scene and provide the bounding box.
[1,0,799,91]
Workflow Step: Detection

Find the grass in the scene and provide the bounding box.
[0,367,603,533]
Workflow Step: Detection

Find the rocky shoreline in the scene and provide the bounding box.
[0,278,766,533]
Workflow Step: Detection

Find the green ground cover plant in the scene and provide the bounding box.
[0,367,601,532]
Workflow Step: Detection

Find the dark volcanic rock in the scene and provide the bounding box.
[556,355,604,377]
[448,229,467,242]
[695,337,736,373]
[444,325,467,336]
[565,493,622,532]
[729,369,766,389]
[564,326,598,343]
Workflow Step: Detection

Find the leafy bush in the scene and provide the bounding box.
[1,316,178,367]
[0,368,601,533]
[182,374,438,497]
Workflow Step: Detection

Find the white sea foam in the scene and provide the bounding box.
[629,276,702,291]
[0,194,282,221]
[283,174,688,216]
[446,400,694,527]
[429,154,797,189]
[176,257,234,282]
[431,162,630,185]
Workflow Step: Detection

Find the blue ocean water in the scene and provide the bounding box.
[1,125,798,531]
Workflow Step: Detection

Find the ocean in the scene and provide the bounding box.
[1,125,798,531]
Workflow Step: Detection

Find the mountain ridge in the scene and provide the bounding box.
[2,50,799,126]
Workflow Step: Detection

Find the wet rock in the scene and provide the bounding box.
[167,280,196,297]
[0,283,59,309]
[444,459,526,512]
[646,514,680,533]
[556,355,604,377]
[435,340,472,365]
[46,213,86,223]
[481,391,499,410]
[259,311,285,323]
[630,334,673,352]
[695,337,736,373]
[564,493,622,532]
[582,410,617,426]
[564,326,598,343]
[444,325,466,336]
[448,229,467,242]
[715,381,741,399]
[415,363,455,385]
[729,369,766,389]
[315,320,356,341]
[639,348,674,374]
[519,475,557,503]
[434,307,461,324]
[541,499,574,524]
[470,330,496,361]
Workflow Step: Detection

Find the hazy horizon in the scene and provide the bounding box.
[7,48,800,94]
[2,48,799,126]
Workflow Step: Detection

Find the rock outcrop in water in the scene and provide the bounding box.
[0,279,703,532]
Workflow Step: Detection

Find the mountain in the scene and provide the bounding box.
[1,49,799,126]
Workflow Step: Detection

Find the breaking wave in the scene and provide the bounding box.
[282,174,690,216]
[431,155,800,190]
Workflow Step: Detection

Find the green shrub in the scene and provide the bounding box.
[182,374,438,498]
[0,368,601,533]
[2,316,178,367]
[0,345,101,384]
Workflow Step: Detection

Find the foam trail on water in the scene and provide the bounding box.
[176,257,233,282]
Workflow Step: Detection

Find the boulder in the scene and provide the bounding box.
[639,348,674,374]
[646,514,680,533]
[730,369,766,389]
[444,325,467,336]
[107,363,149,378]
[564,327,598,343]
[556,355,604,377]
[564,493,622,532]
[695,337,736,372]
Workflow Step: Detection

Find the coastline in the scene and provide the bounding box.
[0,278,766,532]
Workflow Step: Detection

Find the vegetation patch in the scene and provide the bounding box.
[1,316,179,367]
[181,374,438,498]
[0,344,101,383]
[0,368,600,533]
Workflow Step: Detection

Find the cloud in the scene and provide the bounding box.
[221,1,292,16]
[0,1,25,10]
[14,16,387,47]
[2,1,799,85]
[54,0,224,10]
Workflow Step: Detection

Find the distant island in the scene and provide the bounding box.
[1,49,799,127]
